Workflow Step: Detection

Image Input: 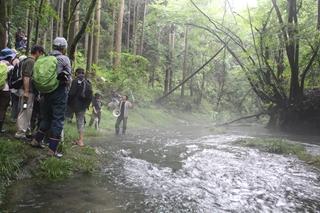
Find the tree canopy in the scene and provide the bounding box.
[1,0,320,133]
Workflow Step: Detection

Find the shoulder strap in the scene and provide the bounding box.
[49,52,62,57]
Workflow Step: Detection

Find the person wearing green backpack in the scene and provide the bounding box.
[0,48,16,133]
[30,37,71,158]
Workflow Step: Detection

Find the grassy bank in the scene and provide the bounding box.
[233,138,320,168]
[0,98,215,206]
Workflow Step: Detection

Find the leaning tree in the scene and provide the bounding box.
[190,0,320,133]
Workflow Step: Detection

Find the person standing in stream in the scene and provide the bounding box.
[115,95,135,135]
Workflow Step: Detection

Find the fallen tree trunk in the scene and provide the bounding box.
[157,42,228,102]
[218,112,265,126]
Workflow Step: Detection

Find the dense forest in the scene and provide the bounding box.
[1,0,320,134]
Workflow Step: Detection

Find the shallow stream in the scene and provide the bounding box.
[3,124,320,212]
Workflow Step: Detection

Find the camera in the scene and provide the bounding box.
[23,102,27,109]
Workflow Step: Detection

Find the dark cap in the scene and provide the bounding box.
[30,44,45,54]
[75,68,85,74]
[18,27,21,30]
[95,93,101,98]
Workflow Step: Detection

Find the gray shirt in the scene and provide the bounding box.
[52,50,72,84]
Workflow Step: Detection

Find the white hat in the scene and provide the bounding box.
[19,55,27,61]
[53,37,68,48]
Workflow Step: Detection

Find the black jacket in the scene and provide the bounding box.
[68,76,91,110]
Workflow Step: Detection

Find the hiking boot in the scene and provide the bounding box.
[47,151,62,158]
[15,134,32,141]
[26,135,33,139]
[67,118,72,124]
[0,129,5,133]
[30,140,45,148]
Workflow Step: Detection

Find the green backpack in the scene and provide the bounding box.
[33,54,60,93]
[0,63,8,90]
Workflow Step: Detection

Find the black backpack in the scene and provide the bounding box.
[77,78,93,108]
[7,58,27,89]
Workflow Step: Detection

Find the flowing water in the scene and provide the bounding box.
[3,124,320,212]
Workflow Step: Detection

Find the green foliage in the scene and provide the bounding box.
[108,52,149,91]
[233,138,306,155]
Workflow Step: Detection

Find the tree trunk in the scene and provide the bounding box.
[132,0,136,54]
[189,60,194,97]
[164,67,169,94]
[318,0,320,29]
[86,18,94,77]
[41,26,47,49]
[149,32,161,89]
[169,24,175,91]
[181,25,189,97]
[133,1,140,55]
[34,0,44,44]
[68,0,97,63]
[0,0,6,50]
[55,0,61,37]
[68,0,79,52]
[49,15,53,51]
[39,0,51,49]
[114,0,125,69]
[200,71,205,104]
[109,8,115,65]
[63,0,71,40]
[84,33,88,58]
[7,0,12,21]
[139,0,147,55]
[127,0,131,52]
[26,7,35,55]
[59,0,64,37]
[216,48,227,110]
[25,9,29,33]
[93,0,100,65]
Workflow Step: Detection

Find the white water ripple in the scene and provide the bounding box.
[116,135,320,212]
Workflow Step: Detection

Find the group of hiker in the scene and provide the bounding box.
[0,33,136,158]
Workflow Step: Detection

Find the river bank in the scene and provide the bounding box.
[0,102,215,208]
[3,98,320,211]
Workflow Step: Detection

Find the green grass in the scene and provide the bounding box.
[232,138,320,168]
[0,111,105,203]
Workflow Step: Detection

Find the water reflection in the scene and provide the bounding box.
[3,125,320,212]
